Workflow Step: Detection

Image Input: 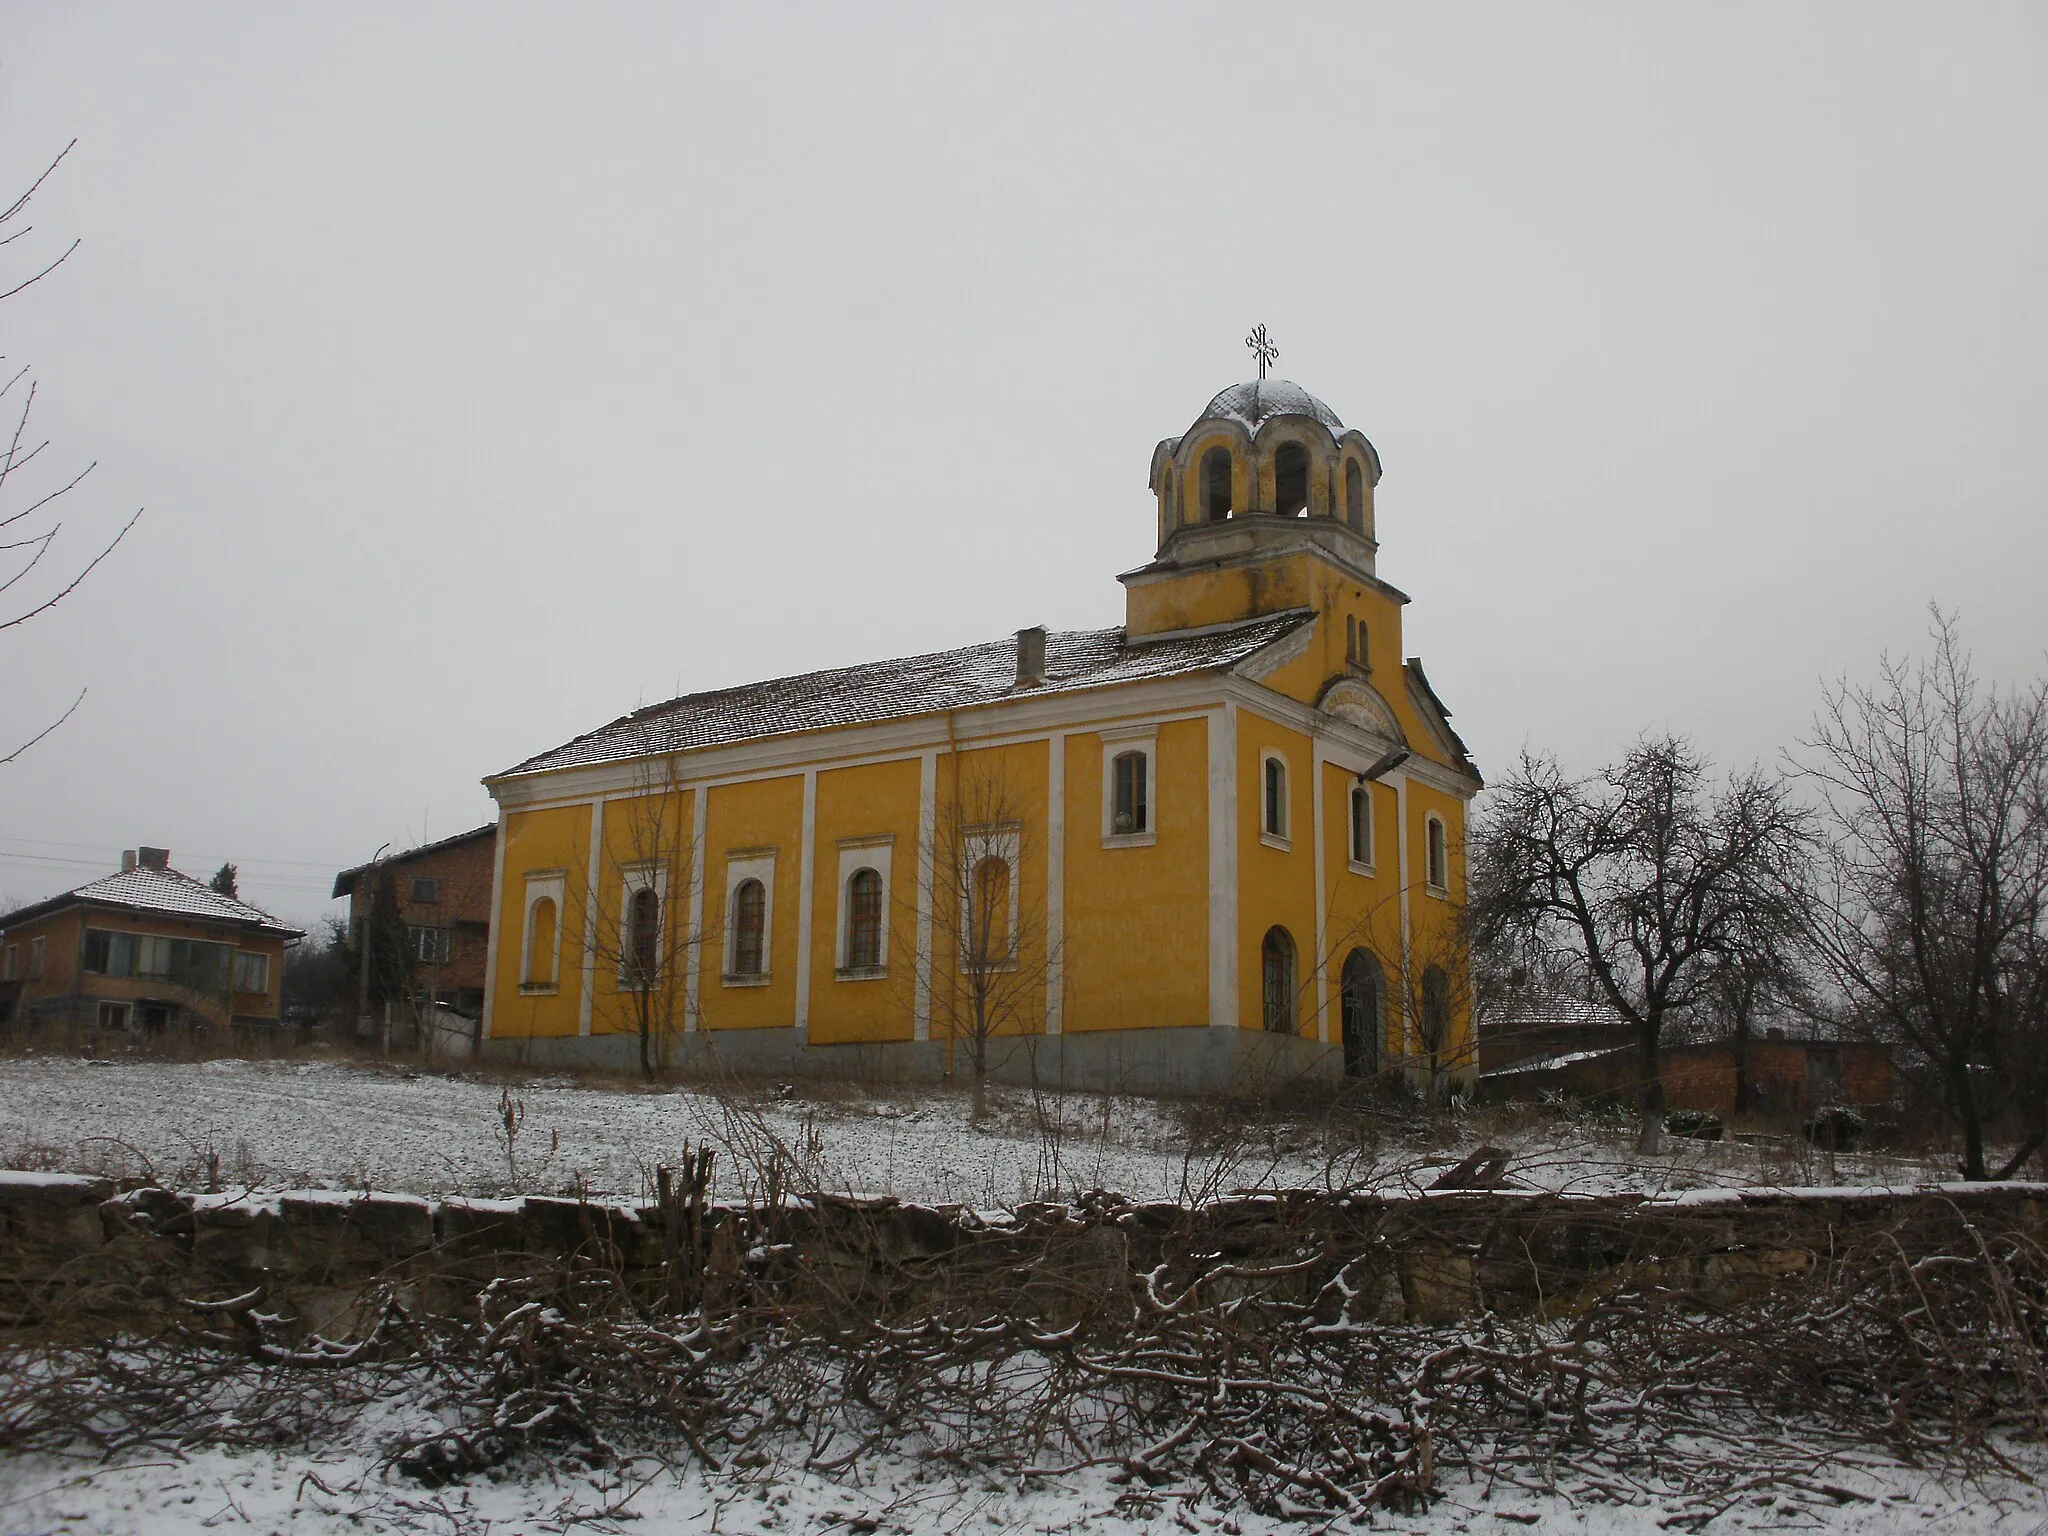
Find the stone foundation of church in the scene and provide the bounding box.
[482,1025,1353,1097]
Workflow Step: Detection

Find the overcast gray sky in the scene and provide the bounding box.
[2,4,2042,927]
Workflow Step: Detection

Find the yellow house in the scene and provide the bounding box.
[481,372,1482,1093]
[0,847,302,1038]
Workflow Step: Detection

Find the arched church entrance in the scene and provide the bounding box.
[1339,949,1384,1077]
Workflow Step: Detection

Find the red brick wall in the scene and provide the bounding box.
[347,830,496,1009]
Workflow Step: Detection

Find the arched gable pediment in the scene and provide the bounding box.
[1314,675,1408,748]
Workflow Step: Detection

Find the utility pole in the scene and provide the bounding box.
[356,842,389,1049]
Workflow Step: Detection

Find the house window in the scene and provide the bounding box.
[1274,441,1309,516]
[408,926,452,966]
[1201,446,1232,521]
[1345,459,1365,532]
[1262,754,1289,842]
[27,936,45,981]
[410,876,439,904]
[521,884,561,990]
[96,1001,130,1031]
[1261,926,1297,1034]
[1349,784,1373,869]
[845,868,883,970]
[1,944,13,981]
[1112,751,1147,835]
[731,878,766,977]
[82,929,136,978]
[1426,815,1449,893]
[135,934,172,978]
[624,885,661,985]
[233,952,270,993]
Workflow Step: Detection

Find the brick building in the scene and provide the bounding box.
[332,825,495,1032]
[0,847,301,1038]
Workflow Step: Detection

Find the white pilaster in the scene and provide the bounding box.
[1310,738,1329,1044]
[578,796,604,1037]
[480,814,507,1040]
[684,784,707,1033]
[913,749,936,1042]
[793,767,818,1045]
[1393,769,1413,1065]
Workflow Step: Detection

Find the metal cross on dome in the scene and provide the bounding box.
[1245,324,1278,380]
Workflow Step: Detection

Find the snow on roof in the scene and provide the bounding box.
[1479,1044,1634,1079]
[495,609,1316,780]
[1196,378,1346,436]
[2,863,304,937]
[332,822,496,897]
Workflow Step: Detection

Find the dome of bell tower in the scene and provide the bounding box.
[1191,378,1346,438]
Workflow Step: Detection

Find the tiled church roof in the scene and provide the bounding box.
[495,610,1314,780]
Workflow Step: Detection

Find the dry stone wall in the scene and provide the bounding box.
[3,1169,2043,1336]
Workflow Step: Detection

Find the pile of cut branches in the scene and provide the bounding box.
[2,1193,2042,1522]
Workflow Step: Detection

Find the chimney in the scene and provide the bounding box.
[1015,626,1047,688]
[137,846,170,871]
[121,850,136,873]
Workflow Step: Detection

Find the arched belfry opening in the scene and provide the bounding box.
[1201,447,1232,522]
[1274,442,1309,516]
[1345,459,1365,532]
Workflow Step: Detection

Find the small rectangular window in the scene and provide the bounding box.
[234,952,270,993]
[410,877,439,904]
[408,926,452,965]
[1426,817,1449,891]
[1112,751,1148,835]
[27,936,45,981]
[96,1001,130,1030]
[1263,757,1288,839]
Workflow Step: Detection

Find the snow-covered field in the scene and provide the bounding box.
[4,1440,2043,1536]
[0,1054,1955,1204]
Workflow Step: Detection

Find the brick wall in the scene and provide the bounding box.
[346,829,496,1012]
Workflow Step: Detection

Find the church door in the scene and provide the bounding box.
[1339,949,1382,1077]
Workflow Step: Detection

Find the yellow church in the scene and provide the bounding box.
[480,357,1482,1094]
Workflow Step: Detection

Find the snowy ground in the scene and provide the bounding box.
[0,1053,1958,1204]
[4,1441,2044,1536]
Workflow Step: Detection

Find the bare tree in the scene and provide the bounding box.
[1469,735,1813,1153]
[1798,610,2048,1179]
[920,756,1057,1122]
[1,142,141,762]
[587,753,704,1080]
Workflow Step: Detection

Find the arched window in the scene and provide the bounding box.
[731,878,766,977]
[1349,783,1373,867]
[1263,755,1288,839]
[626,886,661,984]
[1426,815,1448,892]
[969,856,1011,961]
[1160,467,1176,537]
[1274,442,1309,516]
[1345,459,1365,532]
[846,868,883,970]
[1201,447,1232,522]
[1340,949,1385,1076]
[1112,750,1148,834]
[1420,964,1452,1054]
[1261,926,1297,1033]
[524,896,557,987]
